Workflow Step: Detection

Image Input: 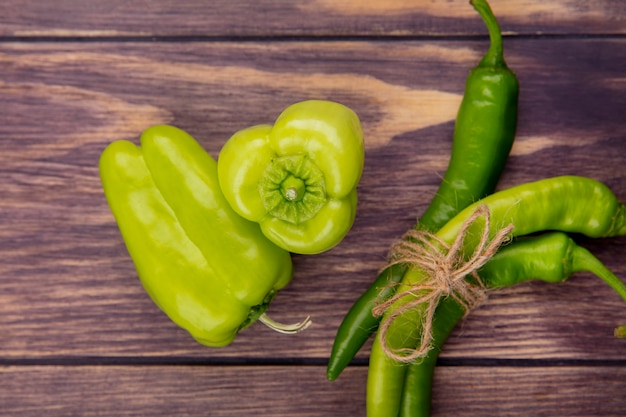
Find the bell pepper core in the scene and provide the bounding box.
[99,125,310,347]
[217,100,365,255]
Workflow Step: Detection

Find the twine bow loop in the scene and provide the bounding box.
[373,205,514,363]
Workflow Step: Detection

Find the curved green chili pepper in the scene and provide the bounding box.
[417,0,518,232]
[99,125,299,347]
[379,175,626,357]
[327,0,518,381]
[367,175,626,417]
[399,232,626,417]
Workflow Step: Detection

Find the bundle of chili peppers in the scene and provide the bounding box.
[327,0,626,416]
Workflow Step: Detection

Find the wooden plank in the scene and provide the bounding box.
[1,0,625,38]
[0,365,625,416]
[430,366,626,416]
[1,39,625,361]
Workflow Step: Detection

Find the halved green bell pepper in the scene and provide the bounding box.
[99,125,295,347]
[217,100,365,255]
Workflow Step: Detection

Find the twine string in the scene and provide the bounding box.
[372,205,514,363]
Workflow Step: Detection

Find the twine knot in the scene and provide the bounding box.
[372,205,513,363]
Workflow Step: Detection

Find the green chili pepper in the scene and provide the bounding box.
[367,175,626,417]
[327,0,518,381]
[399,232,626,417]
[328,263,407,379]
[217,100,364,255]
[99,125,304,347]
[379,175,626,355]
[417,0,518,232]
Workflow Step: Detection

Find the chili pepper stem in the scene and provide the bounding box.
[570,245,626,336]
[258,312,312,334]
[470,0,505,68]
[571,245,626,303]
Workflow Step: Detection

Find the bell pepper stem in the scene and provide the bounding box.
[259,313,313,334]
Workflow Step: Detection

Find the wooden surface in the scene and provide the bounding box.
[1,1,625,415]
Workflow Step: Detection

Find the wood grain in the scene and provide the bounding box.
[1,1,626,415]
[1,40,625,360]
[1,0,625,37]
[1,366,625,416]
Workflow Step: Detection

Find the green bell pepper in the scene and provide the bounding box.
[217,100,365,255]
[99,125,298,347]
